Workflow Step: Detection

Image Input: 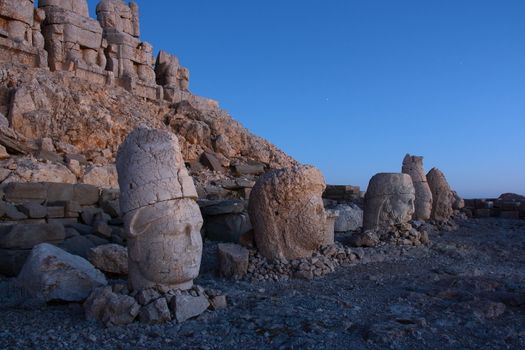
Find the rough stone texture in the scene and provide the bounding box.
[332,204,363,232]
[139,297,171,324]
[452,191,465,210]
[248,165,329,261]
[426,168,454,222]
[170,294,210,323]
[16,243,107,302]
[402,154,433,221]
[116,128,197,213]
[82,165,118,189]
[117,127,203,292]
[39,0,106,73]
[217,243,249,280]
[87,244,128,275]
[363,173,415,231]
[155,50,190,91]
[84,286,140,326]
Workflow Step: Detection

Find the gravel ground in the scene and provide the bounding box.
[1,218,524,349]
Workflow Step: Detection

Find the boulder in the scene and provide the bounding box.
[169,294,210,323]
[59,235,96,258]
[87,244,128,275]
[248,165,329,260]
[363,173,415,231]
[84,286,140,326]
[217,243,249,280]
[332,204,363,232]
[426,168,454,222]
[401,154,433,220]
[82,165,118,189]
[17,243,107,302]
[199,200,245,216]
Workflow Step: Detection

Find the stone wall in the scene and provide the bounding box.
[463,196,525,219]
[0,181,123,276]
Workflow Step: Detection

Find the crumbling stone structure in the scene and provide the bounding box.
[39,0,107,80]
[402,154,433,221]
[155,50,190,102]
[363,173,415,231]
[97,0,159,99]
[0,0,48,67]
[116,127,203,292]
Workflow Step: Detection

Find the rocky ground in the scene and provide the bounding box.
[0,218,524,350]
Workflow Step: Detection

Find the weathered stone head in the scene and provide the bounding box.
[248,165,329,261]
[427,168,454,222]
[116,127,203,292]
[402,154,433,220]
[363,173,415,231]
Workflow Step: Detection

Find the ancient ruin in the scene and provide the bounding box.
[116,127,202,292]
[0,1,523,347]
[362,173,415,231]
[402,154,433,220]
[248,165,330,260]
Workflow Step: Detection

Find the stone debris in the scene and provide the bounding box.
[217,243,249,280]
[350,223,430,248]
[402,154,433,221]
[16,243,107,302]
[245,243,363,282]
[84,284,224,326]
[248,165,330,261]
[363,173,415,231]
[87,243,128,275]
[199,199,252,243]
[117,127,203,292]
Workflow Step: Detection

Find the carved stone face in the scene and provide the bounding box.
[124,199,203,291]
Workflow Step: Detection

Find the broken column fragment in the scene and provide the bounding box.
[402,154,433,221]
[248,165,330,261]
[363,173,415,231]
[116,127,203,292]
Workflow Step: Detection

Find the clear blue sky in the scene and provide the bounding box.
[84,0,525,198]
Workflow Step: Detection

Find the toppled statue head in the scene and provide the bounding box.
[116,127,203,292]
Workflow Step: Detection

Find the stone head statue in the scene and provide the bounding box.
[363,173,415,231]
[402,154,433,221]
[117,127,203,292]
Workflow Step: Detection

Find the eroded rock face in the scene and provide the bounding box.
[248,165,329,261]
[117,127,203,292]
[363,173,415,231]
[427,168,454,222]
[402,154,433,221]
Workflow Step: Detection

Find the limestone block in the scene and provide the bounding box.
[332,204,363,232]
[402,154,433,220]
[0,0,35,25]
[248,165,329,261]
[217,243,249,280]
[39,0,89,17]
[116,128,197,214]
[169,294,210,323]
[17,243,107,302]
[363,173,415,231]
[427,168,454,222]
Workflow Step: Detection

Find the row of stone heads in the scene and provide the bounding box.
[113,127,460,294]
[0,0,188,90]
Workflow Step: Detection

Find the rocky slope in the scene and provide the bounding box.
[0,63,296,197]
